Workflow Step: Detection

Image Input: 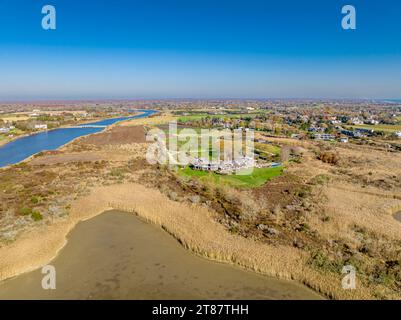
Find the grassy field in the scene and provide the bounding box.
[178,112,263,123]
[0,129,25,146]
[346,124,401,133]
[0,115,31,121]
[254,143,281,156]
[177,166,283,188]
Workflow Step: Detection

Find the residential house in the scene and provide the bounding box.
[313,133,335,141]
[34,124,48,130]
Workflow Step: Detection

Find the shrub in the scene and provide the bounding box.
[294,186,311,198]
[310,250,341,273]
[19,206,32,216]
[31,210,43,221]
[312,174,330,185]
[109,169,125,179]
[318,151,339,165]
[31,196,41,204]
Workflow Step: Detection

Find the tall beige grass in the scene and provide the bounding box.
[0,183,375,299]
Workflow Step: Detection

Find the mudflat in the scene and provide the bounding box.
[0,210,321,300]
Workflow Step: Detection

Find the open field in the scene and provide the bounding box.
[178,112,264,123]
[177,166,284,188]
[0,115,31,122]
[255,142,281,157]
[119,113,176,126]
[345,124,401,133]
[79,126,146,145]
[0,128,27,147]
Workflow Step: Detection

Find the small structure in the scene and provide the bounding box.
[0,127,10,133]
[190,156,256,174]
[341,130,363,138]
[350,117,363,125]
[366,119,379,125]
[34,124,48,130]
[313,133,335,141]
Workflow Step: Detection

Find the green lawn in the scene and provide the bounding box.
[177,114,208,122]
[177,165,283,188]
[346,124,401,133]
[254,143,281,156]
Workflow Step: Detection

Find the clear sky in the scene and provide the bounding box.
[0,0,400,100]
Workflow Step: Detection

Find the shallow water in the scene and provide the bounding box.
[0,110,156,167]
[0,210,322,300]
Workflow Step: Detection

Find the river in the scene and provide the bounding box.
[0,210,322,299]
[0,109,157,168]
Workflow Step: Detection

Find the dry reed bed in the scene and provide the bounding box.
[119,114,177,127]
[0,183,374,299]
[309,183,401,243]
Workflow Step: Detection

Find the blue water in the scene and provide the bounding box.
[0,109,157,168]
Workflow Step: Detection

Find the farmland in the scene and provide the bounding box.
[345,124,401,133]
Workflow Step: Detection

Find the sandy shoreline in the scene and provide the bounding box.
[0,183,374,299]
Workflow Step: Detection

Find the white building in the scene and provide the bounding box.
[351,117,363,125]
[366,119,379,125]
[313,133,335,141]
[0,127,10,133]
[395,131,401,138]
[190,156,255,174]
[34,124,48,130]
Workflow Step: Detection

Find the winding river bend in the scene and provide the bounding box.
[0,211,322,299]
[0,109,157,168]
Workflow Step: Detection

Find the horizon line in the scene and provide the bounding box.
[1,97,400,105]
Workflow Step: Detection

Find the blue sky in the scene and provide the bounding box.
[0,0,400,100]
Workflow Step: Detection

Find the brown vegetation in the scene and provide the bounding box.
[1,120,401,299]
[79,126,146,145]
